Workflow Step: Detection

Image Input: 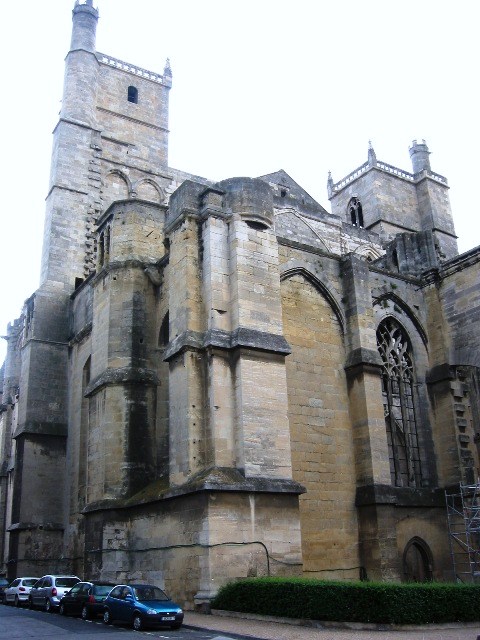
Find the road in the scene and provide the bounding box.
[0,605,247,640]
[2,603,480,640]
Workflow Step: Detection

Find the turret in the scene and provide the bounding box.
[70,0,98,52]
[329,140,458,260]
[60,0,99,125]
[409,139,431,174]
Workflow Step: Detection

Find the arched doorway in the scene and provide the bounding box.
[403,537,433,582]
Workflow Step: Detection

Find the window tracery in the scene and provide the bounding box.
[377,318,422,487]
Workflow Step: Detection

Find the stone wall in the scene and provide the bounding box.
[281,271,360,579]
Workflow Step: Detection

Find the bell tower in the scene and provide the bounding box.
[329,140,458,261]
[41,0,100,289]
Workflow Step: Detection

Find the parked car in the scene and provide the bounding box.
[29,575,81,612]
[0,577,10,603]
[59,581,115,619]
[4,577,40,607]
[103,584,183,631]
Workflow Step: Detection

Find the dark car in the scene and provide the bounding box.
[0,577,10,603]
[103,584,183,631]
[59,581,116,619]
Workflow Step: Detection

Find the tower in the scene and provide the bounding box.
[328,140,458,261]
[1,0,173,579]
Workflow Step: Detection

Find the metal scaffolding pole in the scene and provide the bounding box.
[445,481,480,583]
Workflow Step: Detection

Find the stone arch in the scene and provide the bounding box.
[133,178,166,204]
[281,266,345,334]
[373,293,428,351]
[274,207,333,253]
[101,170,131,210]
[403,537,433,582]
[353,243,383,262]
[374,306,437,487]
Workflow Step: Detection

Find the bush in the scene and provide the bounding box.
[211,578,480,625]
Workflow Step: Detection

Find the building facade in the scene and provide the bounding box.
[1,0,479,607]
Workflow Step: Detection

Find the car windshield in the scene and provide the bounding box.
[133,586,169,602]
[93,585,114,596]
[55,578,79,588]
[23,579,38,587]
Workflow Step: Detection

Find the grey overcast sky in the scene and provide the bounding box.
[1,0,479,364]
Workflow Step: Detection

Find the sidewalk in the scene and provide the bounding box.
[183,610,480,640]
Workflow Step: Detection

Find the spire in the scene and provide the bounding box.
[163,58,172,88]
[327,171,334,198]
[368,140,377,166]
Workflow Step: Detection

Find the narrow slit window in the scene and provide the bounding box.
[128,85,138,104]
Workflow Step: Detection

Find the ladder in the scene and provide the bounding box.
[445,481,480,583]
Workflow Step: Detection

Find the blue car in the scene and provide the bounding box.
[103,584,183,631]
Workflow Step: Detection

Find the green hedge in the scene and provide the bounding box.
[211,578,480,624]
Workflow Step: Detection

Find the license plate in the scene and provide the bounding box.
[161,616,175,621]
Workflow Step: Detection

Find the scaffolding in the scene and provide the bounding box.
[445,481,480,583]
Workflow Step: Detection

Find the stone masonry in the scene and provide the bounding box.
[0,0,479,607]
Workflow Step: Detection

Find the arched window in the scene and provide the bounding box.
[128,85,138,104]
[377,318,422,487]
[349,197,364,228]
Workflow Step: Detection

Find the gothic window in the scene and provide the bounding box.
[377,318,422,487]
[349,197,364,228]
[128,85,138,103]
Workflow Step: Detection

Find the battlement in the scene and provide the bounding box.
[96,52,171,86]
[330,157,447,196]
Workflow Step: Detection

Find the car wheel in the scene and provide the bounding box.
[14,596,20,608]
[45,598,52,613]
[103,609,112,625]
[132,613,143,631]
[59,602,66,616]
[81,605,90,620]
[28,597,34,610]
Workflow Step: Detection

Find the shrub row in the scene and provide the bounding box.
[211,577,480,625]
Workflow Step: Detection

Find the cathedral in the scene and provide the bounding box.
[0,0,479,607]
